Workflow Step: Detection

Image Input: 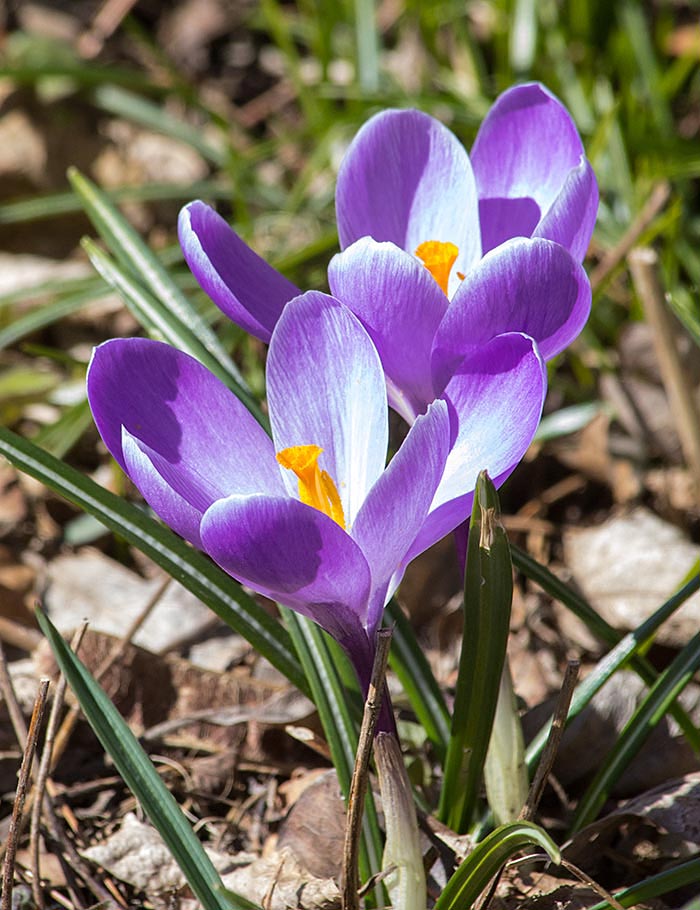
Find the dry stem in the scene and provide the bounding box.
[341,628,393,910]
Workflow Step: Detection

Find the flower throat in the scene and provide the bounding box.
[415,240,463,295]
[276,445,346,528]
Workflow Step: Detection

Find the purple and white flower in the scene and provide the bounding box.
[87,292,546,694]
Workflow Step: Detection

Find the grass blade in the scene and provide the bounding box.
[434,821,560,910]
[526,570,700,770]
[385,598,450,760]
[439,472,513,832]
[586,856,700,910]
[281,609,384,890]
[0,425,306,694]
[81,238,266,427]
[571,629,700,832]
[512,544,700,752]
[68,167,250,397]
[35,608,259,910]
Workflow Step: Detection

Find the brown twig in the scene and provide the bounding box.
[589,181,670,292]
[77,0,139,58]
[475,663,579,910]
[341,628,393,910]
[0,616,42,653]
[628,246,700,491]
[1,678,50,910]
[558,857,626,910]
[0,638,29,749]
[30,624,88,909]
[520,659,580,822]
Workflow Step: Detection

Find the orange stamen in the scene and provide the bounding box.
[415,240,459,295]
[276,445,346,528]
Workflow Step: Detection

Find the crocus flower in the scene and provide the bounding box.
[176,84,586,558]
[87,292,453,706]
[178,82,596,347]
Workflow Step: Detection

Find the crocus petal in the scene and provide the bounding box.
[336,109,481,275]
[201,494,372,653]
[267,292,388,526]
[328,238,448,421]
[533,157,599,262]
[431,238,590,390]
[122,428,208,547]
[471,83,592,255]
[87,337,283,509]
[179,201,300,343]
[352,399,450,633]
[409,333,546,559]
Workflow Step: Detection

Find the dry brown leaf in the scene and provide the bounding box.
[562,508,700,648]
[277,769,345,880]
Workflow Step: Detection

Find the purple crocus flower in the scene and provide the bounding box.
[179,82,596,346]
[87,292,453,708]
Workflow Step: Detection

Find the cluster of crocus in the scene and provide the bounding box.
[88,82,597,704]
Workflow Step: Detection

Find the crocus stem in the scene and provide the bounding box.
[342,628,393,910]
[374,731,426,910]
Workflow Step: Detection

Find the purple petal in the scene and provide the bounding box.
[122,428,208,546]
[336,109,481,275]
[179,201,300,343]
[471,83,593,255]
[328,238,448,421]
[87,338,283,528]
[267,292,388,527]
[201,494,372,652]
[352,399,450,632]
[534,157,599,262]
[410,333,546,558]
[431,238,590,390]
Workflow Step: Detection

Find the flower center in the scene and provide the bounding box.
[414,240,460,295]
[276,444,346,528]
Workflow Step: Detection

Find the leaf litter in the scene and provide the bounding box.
[1,2,700,909]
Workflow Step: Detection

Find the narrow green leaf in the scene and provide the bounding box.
[68,167,250,399]
[91,85,227,166]
[0,425,306,694]
[281,609,384,890]
[32,397,93,459]
[586,856,700,910]
[385,598,450,760]
[572,629,700,832]
[0,181,232,226]
[434,821,560,910]
[81,238,266,428]
[439,472,513,832]
[0,290,100,351]
[36,608,259,910]
[511,546,700,770]
[354,0,380,93]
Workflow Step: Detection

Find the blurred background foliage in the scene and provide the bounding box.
[0,0,698,459]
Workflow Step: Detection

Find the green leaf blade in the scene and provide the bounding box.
[36,608,260,910]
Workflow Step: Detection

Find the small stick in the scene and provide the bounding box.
[520,660,580,822]
[0,638,29,749]
[77,0,139,57]
[0,616,42,653]
[475,661,580,910]
[628,246,700,491]
[341,628,393,910]
[1,678,50,910]
[30,624,88,909]
[590,181,670,292]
